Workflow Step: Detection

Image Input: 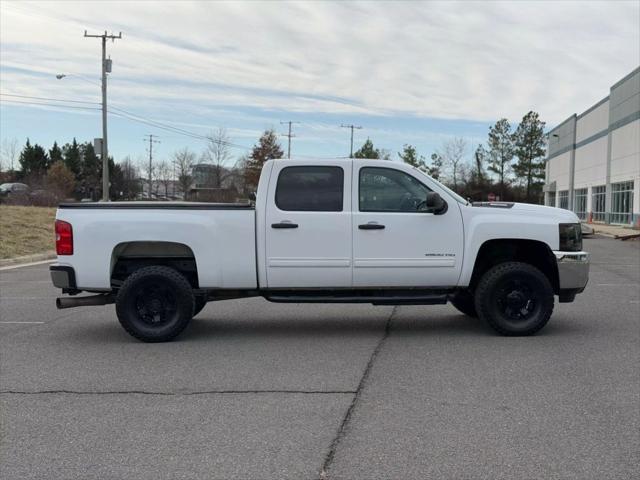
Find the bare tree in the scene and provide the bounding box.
[157,160,172,198]
[140,156,156,199]
[173,148,195,198]
[119,156,140,199]
[1,137,19,173]
[202,127,232,188]
[438,137,468,190]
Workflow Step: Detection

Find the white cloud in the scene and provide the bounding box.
[1,0,638,124]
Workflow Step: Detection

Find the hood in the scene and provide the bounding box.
[472,201,580,223]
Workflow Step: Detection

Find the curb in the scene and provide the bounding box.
[0,252,56,268]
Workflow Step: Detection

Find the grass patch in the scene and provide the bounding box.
[0,206,56,259]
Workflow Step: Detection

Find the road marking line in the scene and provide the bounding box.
[0,321,45,324]
[0,260,55,271]
[0,280,52,283]
[1,297,56,299]
[596,283,640,286]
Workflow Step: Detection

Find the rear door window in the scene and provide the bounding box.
[275,166,344,212]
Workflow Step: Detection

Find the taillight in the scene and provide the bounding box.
[55,220,73,255]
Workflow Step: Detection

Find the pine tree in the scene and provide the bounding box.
[353,138,380,159]
[513,111,547,203]
[79,142,102,200]
[62,139,82,178]
[19,138,49,177]
[487,118,514,200]
[244,129,284,189]
[428,153,443,180]
[49,141,63,167]
[398,144,427,172]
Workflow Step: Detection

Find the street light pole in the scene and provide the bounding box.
[84,30,122,201]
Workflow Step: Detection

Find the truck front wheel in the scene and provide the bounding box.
[115,266,195,342]
[475,262,554,336]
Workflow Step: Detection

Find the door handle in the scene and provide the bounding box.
[271,222,299,229]
[359,223,385,230]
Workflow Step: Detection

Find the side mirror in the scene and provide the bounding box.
[424,192,447,215]
[248,192,256,202]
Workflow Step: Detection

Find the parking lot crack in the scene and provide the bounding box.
[0,389,356,396]
[318,306,397,480]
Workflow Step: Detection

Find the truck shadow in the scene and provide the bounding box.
[76,309,586,344]
[182,312,586,342]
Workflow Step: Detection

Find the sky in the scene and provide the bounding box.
[1,0,639,169]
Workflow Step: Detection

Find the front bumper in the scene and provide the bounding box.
[553,251,590,290]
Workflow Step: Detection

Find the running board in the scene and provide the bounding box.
[264,291,449,306]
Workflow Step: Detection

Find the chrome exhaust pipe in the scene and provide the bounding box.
[56,294,115,309]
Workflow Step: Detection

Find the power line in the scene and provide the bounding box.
[340,124,362,158]
[0,93,100,105]
[109,105,249,150]
[2,97,250,152]
[0,98,101,111]
[110,105,207,139]
[109,109,206,140]
[280,121,300,159]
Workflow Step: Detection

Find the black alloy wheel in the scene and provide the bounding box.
[475,262,554,336]
[116,266,195,342]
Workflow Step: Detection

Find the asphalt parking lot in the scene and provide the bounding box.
[1,236,639,480]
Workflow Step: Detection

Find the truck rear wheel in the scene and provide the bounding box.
[115,266,195,342]
[475,262,554,336]
[450,289,478,318]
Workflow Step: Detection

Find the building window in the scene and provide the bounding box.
[591,185,606,222]
[275,166,344,212]
[558,190,569,210]
[611,181,634,225]
[547,192,556,207]
[573,188,587,220]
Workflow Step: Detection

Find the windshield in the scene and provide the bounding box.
[413,169,469,205]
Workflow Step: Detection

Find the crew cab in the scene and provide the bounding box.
[50,158,589,342]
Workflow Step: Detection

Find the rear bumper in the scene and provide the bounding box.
[50,265,77,290]
[553,251,590,291]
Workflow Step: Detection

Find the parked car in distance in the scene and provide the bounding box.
[0,182,29,197]
[581,223,594,236]
[50,158,590,342]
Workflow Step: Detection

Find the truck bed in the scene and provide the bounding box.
[55,202,257,290]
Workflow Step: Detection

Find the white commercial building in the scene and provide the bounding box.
[544,67,639,227]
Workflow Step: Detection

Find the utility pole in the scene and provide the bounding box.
[280,121,299,159]
[340,124,362,158]
[84,30,122,201]
[144,134,160,199]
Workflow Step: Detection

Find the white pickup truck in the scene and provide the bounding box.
[50,158,589,342]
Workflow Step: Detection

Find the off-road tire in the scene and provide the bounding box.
[450,289,478,318]
[475,261,554,336]
[115,266,194,342]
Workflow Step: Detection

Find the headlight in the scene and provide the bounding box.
[559,223,582,252]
